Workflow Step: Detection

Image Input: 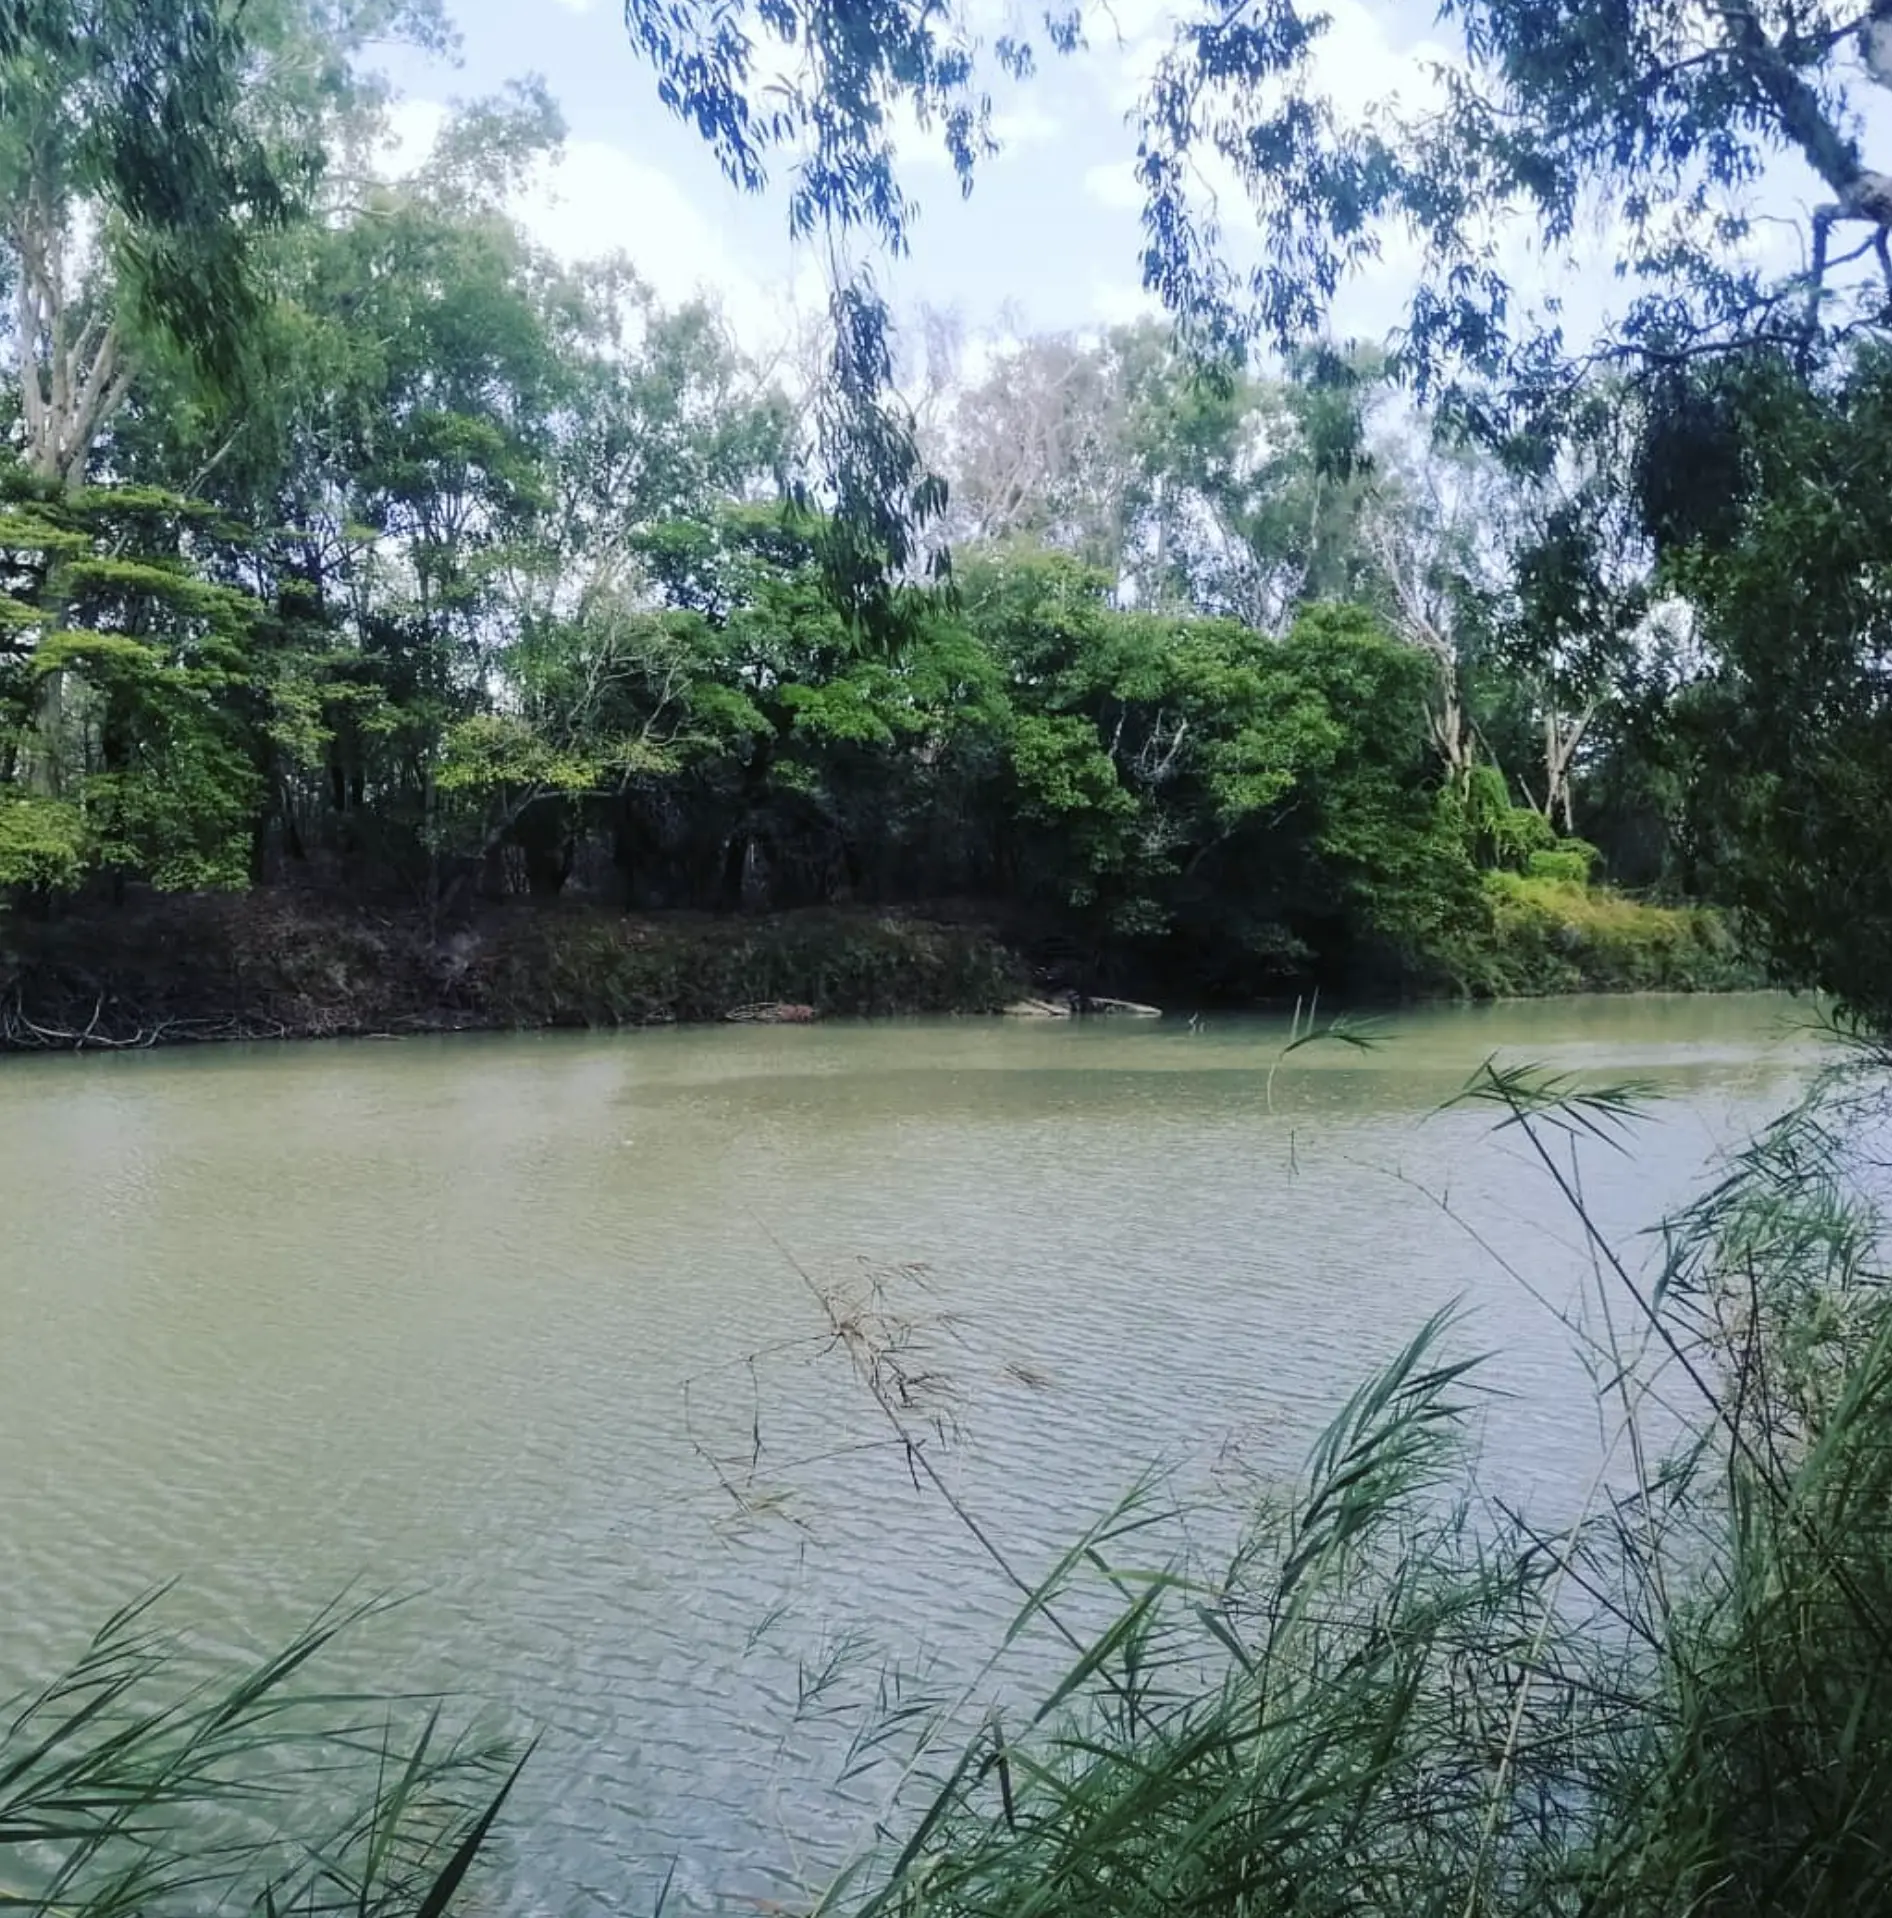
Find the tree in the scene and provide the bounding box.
[933,324,1387,626]
[1639,346,1892,1027]
[7,2,281,484]
[1359,435,1510,791]
[615,1,1892,380]
[1132,0,1892,396]
[955,550,1471,988]
[1187,347,1385,628]
[0,474,263,893]
[2,0,456,484]
[618,0,1892,998]
[1493,398,1657,834]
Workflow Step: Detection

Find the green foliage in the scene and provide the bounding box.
[0,792,86,890]
[590,0,1890,1030]
[0,4,1791,1010]
[1453,765,1558,871]
[943,327,1390,623]
[1007,712,1135,827]
[437,715,605,799]
[603,0,1892,496]
[0,0,298,388]
[1451,872,1757,997]
[0,476,264,895]
[0,479,264,897]
[0,1594,519,1917]
[1525,840,1599,885]
[945,559,1468,974]
[1635,346,1892,1032]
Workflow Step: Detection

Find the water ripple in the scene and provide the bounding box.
[0,999,1820,1907]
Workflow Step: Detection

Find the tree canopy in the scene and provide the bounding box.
[0,0,1873,1021]
[615,0,1892,385]
[597,0,1892,1019]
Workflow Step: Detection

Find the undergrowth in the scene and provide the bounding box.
[1446,873,1760,997]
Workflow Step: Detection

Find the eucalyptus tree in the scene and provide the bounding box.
[1360,436,1508,793]
[2,0,277,485]
[0,0,447,488]
[934,323,1386,625]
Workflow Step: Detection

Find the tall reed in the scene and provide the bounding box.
[0,1594,523,1918]
[806,1048,1892,1918]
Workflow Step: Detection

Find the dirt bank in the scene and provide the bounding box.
[0,894,1028,1051]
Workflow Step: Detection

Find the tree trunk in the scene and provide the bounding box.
[1541,705,1593,836]
[11,198,136,797]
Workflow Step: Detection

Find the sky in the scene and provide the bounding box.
[371,0,1855,367]
[373,0,1486,355]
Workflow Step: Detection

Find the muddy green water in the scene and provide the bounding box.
[0,996,1825,1911]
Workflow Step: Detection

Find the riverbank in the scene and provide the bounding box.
[0,895,1027,1049]
[0,884,1762,1051]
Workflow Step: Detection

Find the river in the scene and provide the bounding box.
[0,994,1826,1911]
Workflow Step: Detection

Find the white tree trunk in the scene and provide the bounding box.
[11,197,135,489]
[10,198,135,794]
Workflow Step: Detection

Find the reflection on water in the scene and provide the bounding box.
[0,995,1824,1910]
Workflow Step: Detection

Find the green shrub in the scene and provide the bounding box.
[1524,838,1600,884]
[1454,765,1558,871]
[1439,872,1760,996]
[0,795,88,893]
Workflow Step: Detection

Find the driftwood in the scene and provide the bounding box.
[0,988,289,1051]
[724,1002,818,1024]
[1004,993,1162,1019]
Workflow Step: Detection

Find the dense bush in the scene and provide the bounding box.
[15,481,1678,1004]
[1447,872,1759,997]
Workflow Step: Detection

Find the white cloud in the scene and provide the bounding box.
[519,136,824,348]
[886,98,962,173]
[990,103,1062,152]
[1310,0,1455,120]
[379,97,448,179]
[1083,159,1142,212]
[1087,278,1162,330]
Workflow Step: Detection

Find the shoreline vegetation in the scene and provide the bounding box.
[0,882,1762,1052]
